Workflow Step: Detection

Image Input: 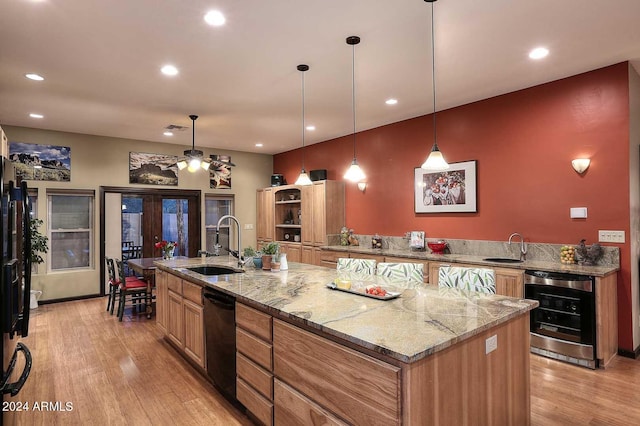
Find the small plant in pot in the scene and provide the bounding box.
[243,246,262,268]
[261,242,279,271]
[271,252,281,272]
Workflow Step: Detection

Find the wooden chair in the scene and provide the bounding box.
[105,257,121,315]
[115,258,148,321]
[376,262,424,284]
[438,266,496,294]
[336,258,377,275]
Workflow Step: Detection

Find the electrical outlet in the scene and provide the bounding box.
[485,335,498,354]
[598,230,625,243]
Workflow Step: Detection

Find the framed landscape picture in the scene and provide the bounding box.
[209,154,234,189]
[9,142,71,181]
[129,152,178,186]
[414,160,477,213]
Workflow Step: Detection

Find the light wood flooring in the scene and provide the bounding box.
[7,297,640,425]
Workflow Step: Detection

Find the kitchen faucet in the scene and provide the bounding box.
[214,214,248,267]
[508,232,527,261]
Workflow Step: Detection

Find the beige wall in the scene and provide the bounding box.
[4,125,273,301]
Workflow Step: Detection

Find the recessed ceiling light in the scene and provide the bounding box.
[255,143,263,147]
[385,98,398,105]
[204,10,226,26]
[25,73,44,81]
[163,131,174,136]
[29,113,44,119]
[305,125,316,131]
[161,64,179,76]
[529,47,549,60]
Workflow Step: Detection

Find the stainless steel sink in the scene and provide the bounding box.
[482,257,523,263]
[186,266,243,275]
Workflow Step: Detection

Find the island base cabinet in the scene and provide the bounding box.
[402,314,531,425]
[274,379,347,426]
[237,377,273,426]
[273,320,401,426]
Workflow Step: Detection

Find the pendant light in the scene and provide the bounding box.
[421,0,450,171]
[176,115,212,172]
[294,64,313,186]
[344,35,366,182]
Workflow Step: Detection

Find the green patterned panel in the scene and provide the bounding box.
[438,266,496,294]
[336,258,376,275]
[376,262,424,283]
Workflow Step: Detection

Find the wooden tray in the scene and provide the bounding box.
[326,282,401,301]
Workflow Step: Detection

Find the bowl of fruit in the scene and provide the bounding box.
[560,245,576,264]
[427,240,448,254]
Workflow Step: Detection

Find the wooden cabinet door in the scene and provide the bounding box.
[311,182,327,246]
[301,245,315,265]
[167,290,184,348]
[317,249,344,268]
[281,242,301,263]
[183,299,205,368]
[300,185,313,245]
[155,269,168,333]
[495,268,524,298]
[257,188,274,242]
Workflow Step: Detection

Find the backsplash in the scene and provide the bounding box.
[327,234,620,268]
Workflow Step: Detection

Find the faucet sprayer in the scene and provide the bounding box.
[215,215,245,267]
[508,232,528,261]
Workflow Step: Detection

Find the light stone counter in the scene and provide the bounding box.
[155,256,537,363]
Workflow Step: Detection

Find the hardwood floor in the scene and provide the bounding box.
[7,297,640,425]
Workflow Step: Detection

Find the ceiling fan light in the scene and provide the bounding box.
[177,160,188,170]
[201,160,211,171]
[295,169,313,186]
[188,157,202,172]
[421,143,450,171]
[344,159,366,182]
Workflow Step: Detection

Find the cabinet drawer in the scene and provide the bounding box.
[237,352,273,400]
[237,328,273,371]
[236,303,272,342]
[182,281,202,305]
[274,320,400,426]
[274,379,347,426]
[167,273,182,294]
[237,378,273,426]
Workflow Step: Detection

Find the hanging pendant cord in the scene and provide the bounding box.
[301,70,306,170]
[431,2,438,147]
[352,42,357,161]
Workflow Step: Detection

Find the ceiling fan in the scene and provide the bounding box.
[176,115,212,172]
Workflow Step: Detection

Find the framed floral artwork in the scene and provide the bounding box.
[414,160,477,213]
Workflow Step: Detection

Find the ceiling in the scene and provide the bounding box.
[2,0,640,155]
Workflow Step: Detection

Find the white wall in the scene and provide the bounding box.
[4,125,273,301]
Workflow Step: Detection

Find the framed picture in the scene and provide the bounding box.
[129,152,178,186]
[9,142,71,181]
[414,160,477,213]
[209,155,234,189]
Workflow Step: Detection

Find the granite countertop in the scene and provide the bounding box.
[321,245,619,277]
[156,257,537,364]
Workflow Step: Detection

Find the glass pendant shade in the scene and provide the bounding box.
[177,159,187,170]
[421,143,450,171]
[344,159,366,182]
[295,169,313,185]
[177,114,212,173]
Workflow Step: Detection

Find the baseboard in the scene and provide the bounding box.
[617,346,640,359]
[38,293,103,305]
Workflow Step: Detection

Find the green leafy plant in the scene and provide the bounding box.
[261,242,280,256]
[29,218,49,265]
[243,246,258,258]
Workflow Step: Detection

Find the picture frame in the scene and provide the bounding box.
[129,152,178,186]
[414,160,477,213]
[9,142,71,182]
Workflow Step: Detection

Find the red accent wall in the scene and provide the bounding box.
[274,63,633,351]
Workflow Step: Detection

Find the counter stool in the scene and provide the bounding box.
[376,262,424,284]
[438,266,496,294]
[337,258,377,275]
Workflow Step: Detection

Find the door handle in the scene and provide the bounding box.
[2,343,33,396]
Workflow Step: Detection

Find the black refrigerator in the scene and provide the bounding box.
[0,157,33,425]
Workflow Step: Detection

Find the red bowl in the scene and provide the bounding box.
[427,241,447,254]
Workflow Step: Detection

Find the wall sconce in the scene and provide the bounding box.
[572,158,591,174]
[357,182,367,192]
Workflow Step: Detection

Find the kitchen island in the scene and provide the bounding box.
[155,257,538,425]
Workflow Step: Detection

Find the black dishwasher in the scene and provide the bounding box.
[203,287,237,402]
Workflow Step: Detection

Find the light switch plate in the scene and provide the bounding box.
[485,335,498,354]
[598,230,625,243]
[570,207,587,218]
[244,223,254,230]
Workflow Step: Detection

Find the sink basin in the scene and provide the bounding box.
[186,266,243,275]
[483,257,523,263]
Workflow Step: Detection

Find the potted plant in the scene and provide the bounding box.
[29,218,49,266]
[261,242,279,271]
[243,246,262,268]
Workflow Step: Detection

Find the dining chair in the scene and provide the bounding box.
[105,257,120,315]
[336,258,377,275]
[115,258,148,321]
[437,265,496,294]
[376,262,424,284]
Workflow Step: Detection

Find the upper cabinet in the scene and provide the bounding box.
[256,181,345,263]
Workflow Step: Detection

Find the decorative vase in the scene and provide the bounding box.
[261,255,272,270]
[253,257,262,268]
[163,247,175,259]
[271,261,281,272]
[279,253,288,271]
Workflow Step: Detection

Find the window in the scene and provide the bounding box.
[205,195,234,255]
[48,191,94,270]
